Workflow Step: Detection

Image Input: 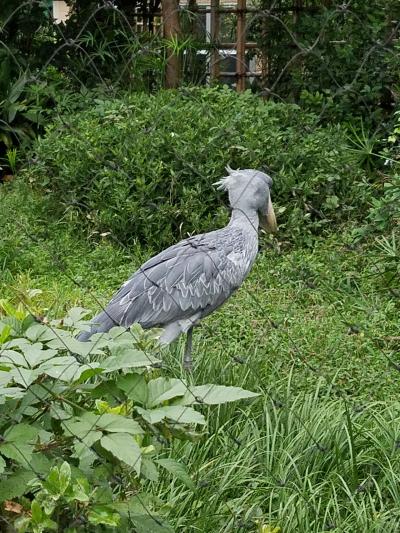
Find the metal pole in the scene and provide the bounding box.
[236,0,246,92]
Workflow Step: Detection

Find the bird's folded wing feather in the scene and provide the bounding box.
[103,228,245,328]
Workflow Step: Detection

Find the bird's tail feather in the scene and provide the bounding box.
[76,310,118,342]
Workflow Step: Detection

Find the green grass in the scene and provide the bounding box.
[1,181,400,531]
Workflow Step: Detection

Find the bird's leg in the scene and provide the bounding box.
[183,326,193,372]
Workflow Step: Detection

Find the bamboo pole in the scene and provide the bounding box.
[236,0,246,92]
[210,0,220,81]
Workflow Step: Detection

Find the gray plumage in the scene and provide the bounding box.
[77,168,277,366]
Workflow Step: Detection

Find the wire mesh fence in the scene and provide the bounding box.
[0,0,400,531]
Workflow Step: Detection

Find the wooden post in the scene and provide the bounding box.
[236,0,246,92]
[210,0,220,81]
[162,0,181,88]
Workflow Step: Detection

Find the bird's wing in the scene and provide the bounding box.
[102,227,247,329]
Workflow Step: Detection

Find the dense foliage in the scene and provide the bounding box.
[2,2,400,531]
[24,87,364,248]
[0,0,163,164]
[0,300,259,531]
[1,183,400,529]
[255,0,400,125]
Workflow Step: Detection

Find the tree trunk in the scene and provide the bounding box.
[162,0,181,88]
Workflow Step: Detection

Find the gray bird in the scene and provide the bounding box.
[77,167,277,369]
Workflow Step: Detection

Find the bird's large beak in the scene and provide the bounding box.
[260,196,278,233]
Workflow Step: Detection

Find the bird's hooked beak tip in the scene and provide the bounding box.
[260,196,278,233]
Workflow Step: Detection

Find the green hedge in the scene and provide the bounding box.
[25,87,364,248]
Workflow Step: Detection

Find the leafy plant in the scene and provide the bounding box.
[0,75,37,149]
[0,302,258,531]
[352,109,400,239]
[346,121,382,174]
[23,86,365,247]
[5,147,18,175]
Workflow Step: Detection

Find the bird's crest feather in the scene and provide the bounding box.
[213,166,240,190]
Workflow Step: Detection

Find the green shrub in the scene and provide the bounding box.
[0,301,258,531]
[353,109,400,239]
[24,87,364,248]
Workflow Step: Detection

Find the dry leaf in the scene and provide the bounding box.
[4,500,24,514]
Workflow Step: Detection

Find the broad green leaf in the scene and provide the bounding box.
[13,517,31,531]
[88,506,120,526]
[156,458,195,490]
[130,514,175,533]
[0,386,26,403]
[4,423,39,443]
[77,367,104,382]
[63,307,92,327]
[0,469,36,502]
[176,385,260,405]
[31,499,43,522]
[46,337,104,356]
[30,453,52,475]
[0,324,11,343]
[63,423,102,446]
[147,378,187,408]
[100,433,141,475]
[37,429,52,444]
[136,405,205,425]
[107,326,132,339]
[44,462,71,496]
[39,357,101,382]
[40,517,58,531]
[72,440,98,468]
[63,412,142,437]
[43,461,71,497]
[20,383,63,407]
[0,455,5,474]
[10,367,39,387]
[117,373,148,404]
[69,478,90,503]
[0,370,12,386]
[20,343,58,367]
[1,424,39,467]
[59,462,72,494]
[96,413,143,435]
[87,331,117,347]
[141,457,159,481]
[50,405,73,420]
[38,355,80,379]
[63,412,100,438]
[102,345,159,371]
[25,324,64,342]
[0,350,27,367]
[1,337,30,350]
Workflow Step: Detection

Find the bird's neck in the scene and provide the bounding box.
[228,208,259,232]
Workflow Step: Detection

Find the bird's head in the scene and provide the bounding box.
[214,166,278,233]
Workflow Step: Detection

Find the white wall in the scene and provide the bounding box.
[53,1,70,23]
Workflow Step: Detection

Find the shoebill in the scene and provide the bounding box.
[77,167,278,370]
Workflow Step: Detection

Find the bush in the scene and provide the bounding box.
[24,87,365,248]
[0,300,258,531]
[353,109,400,237]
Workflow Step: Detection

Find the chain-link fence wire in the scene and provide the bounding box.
[1,0,399,530]
[0,141,396,520]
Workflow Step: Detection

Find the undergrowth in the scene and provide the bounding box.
[1,165,399,532]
